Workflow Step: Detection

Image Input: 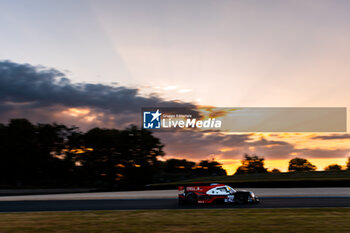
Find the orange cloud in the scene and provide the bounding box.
[62,108,90,117]
[219,147,234,152]
[196,106,237,119]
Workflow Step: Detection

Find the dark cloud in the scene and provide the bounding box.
[158,131,251,159]
[160,131,298,160]
[296,148,350,159]
[0,60,197,125]
[248,137,290,146]
[311,134,350,140]
[219,138,296,160]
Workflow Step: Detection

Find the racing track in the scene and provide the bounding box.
[1,197,350,212]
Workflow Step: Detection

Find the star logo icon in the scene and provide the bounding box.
[142,109,162,129]
[150,109,162,122]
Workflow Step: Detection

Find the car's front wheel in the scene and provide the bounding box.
[185,192,198,205]
[235,198,246,204]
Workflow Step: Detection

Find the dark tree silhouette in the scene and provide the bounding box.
[154,158,226,182]
[70,125,165,187]
[154,159,196,182]
[271,168,281,173]
[0,119,77,186]
[288,157,316,172]
[163,159,195,173]
[324,164,342,171]
[195,160,227,176]
[235,154,268,175]
[347,158,350,170]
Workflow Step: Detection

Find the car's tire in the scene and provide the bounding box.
[234,194,247,204]
[185,192,198,205]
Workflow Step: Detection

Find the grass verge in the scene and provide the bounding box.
[0,208,349,233]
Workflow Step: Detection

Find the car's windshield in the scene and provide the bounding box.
[226,185,236,194]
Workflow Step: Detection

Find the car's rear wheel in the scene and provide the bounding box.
[185,192,198,205]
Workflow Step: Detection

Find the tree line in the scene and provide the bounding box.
[0,119,226,188]
[235,154,350,175]
[0,119,349,188]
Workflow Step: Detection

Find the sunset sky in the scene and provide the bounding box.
[1,0,350,174]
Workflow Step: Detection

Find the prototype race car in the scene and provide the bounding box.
[178,183,259,205]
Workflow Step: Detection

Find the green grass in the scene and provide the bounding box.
[0,208,350,233]
[151,170,350,187]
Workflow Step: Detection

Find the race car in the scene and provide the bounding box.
[178,183,259,205]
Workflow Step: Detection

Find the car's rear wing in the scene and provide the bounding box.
[178,186,186,195]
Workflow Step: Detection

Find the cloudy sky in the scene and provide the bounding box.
[1,0,350,174]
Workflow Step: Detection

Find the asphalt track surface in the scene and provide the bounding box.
[2,188,350,201]
[1,197,350,212]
